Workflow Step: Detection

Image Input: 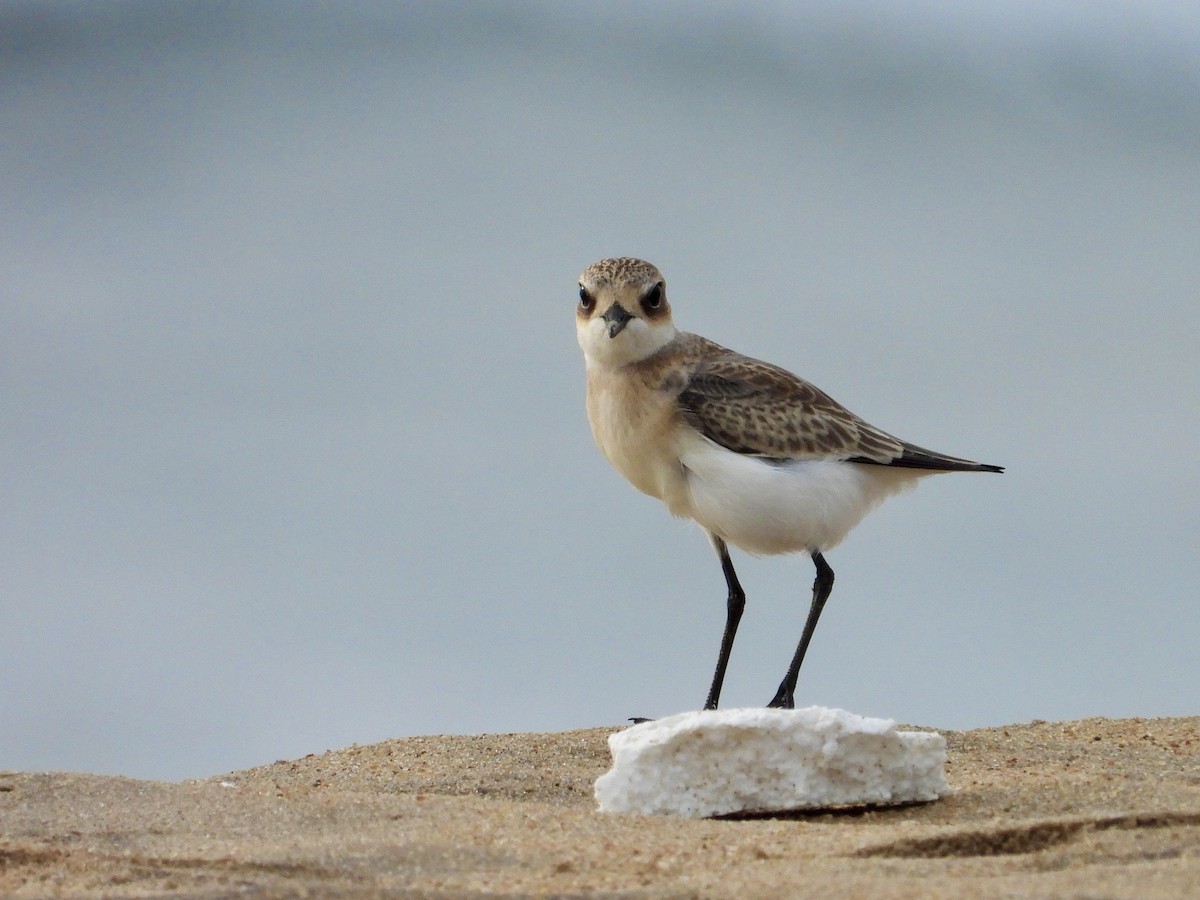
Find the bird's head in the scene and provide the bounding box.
[576,257,677,368]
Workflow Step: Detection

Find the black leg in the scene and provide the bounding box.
[768,551,835,710]
[703,536,745,711]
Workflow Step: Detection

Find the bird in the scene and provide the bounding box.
[575,256,1002,711]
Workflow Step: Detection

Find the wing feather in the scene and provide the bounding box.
[676,345,1002,473]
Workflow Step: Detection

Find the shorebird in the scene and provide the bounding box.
[576,257,1002,711]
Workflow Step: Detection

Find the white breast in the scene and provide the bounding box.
[676,430,928,555]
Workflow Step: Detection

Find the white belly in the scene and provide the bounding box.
[676,431,928,555]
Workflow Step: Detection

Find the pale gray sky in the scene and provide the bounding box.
[3,1,1198,780]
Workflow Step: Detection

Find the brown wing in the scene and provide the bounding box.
[677,347,1002,472]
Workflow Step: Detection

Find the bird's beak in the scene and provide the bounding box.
[602,303,633,338]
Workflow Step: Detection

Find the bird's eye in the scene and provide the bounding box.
[578,287,595,312]
[642,282,664,311]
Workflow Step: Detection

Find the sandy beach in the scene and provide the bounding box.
[3,715,1198,897]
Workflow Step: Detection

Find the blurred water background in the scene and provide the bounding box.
[3,1,1198,780]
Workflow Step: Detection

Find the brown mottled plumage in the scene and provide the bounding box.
[575,257,1001,711]
[675,336,998,471]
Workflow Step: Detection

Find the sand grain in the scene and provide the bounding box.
[2,716,1198,897]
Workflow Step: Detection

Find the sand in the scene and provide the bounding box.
[2,715,1198,897]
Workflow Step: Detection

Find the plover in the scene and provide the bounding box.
[576,257,1002,711]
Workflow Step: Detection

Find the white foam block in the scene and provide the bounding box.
[594,707,946,818]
